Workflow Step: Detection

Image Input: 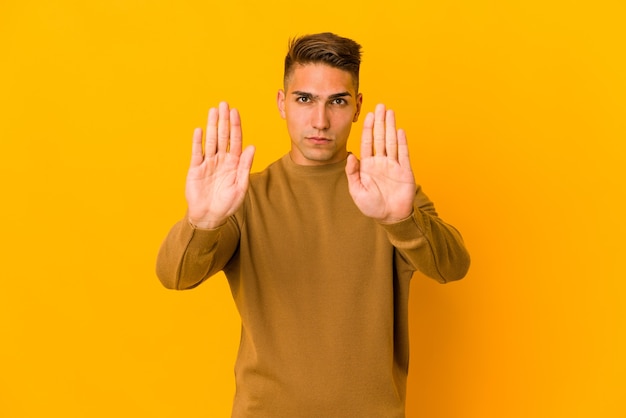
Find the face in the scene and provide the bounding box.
[277,63,362,166]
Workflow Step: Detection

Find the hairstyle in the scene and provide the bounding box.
[283,32,362,92]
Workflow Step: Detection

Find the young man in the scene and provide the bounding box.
[156,32,470,417]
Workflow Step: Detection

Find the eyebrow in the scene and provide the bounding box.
[291,91,353,100]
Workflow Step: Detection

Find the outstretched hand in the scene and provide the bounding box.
[345,104,416,223]
[186,102,255,229]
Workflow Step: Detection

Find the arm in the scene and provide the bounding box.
[156,216,241,289]
[380,187,470,283]
[156,102,255,289]
[345,104,469,283]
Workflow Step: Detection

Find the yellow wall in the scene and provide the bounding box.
[1,1,624,417]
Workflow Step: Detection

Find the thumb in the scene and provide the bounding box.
[237,145,256,179]
[345,153,361,186]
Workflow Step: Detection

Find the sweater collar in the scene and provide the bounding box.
[280,153,349,177]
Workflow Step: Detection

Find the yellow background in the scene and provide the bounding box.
[1,0,624,417]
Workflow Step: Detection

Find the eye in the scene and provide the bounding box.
[331,98,347,105]
[296,96,310,103]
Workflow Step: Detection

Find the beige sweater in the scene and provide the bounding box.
[156,154,470,417]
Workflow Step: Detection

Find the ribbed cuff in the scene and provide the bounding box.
[183,219,224,250]
[378,210,427,250]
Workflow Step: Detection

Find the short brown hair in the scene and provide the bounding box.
[284,32,362,92]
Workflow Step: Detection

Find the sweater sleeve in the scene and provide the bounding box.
[155,216,241,290]
[379,185,470,283]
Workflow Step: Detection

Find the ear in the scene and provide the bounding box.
[277,89,286,119]
[353,93,363,122]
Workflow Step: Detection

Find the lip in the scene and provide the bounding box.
[306,136,332,144]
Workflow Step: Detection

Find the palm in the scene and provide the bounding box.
[348,156,416,220]
[186,153,248,221]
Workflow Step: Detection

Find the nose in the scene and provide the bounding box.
[311,103,330,130]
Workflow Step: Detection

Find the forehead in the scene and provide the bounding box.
[286,63,356,94]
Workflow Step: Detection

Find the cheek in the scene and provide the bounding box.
[285,114,305,136]
[286,109,308,127]
[332,114,354,134]
[330,107,356,126]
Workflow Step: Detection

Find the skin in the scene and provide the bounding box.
[277,63,362,166]
[185,63,417,228]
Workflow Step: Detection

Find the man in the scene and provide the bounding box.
[156,32,470,417]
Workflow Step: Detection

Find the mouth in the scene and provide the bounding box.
[306,136,332,145]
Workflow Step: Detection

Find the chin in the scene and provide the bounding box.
[308,153,345,165]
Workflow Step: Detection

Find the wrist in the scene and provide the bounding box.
[378,209,413,225]
[187,216,226,230]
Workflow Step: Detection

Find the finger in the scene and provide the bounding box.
[373,103,386,156]
[229,107,243,155]
[360,112,374,158]
[190,127,204,167]
[397,128,412,169]
[237,145,256,183]
[385,109,398,161]
[344,153,361,187]
[217,101,230,153]
[205,107,219,157]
